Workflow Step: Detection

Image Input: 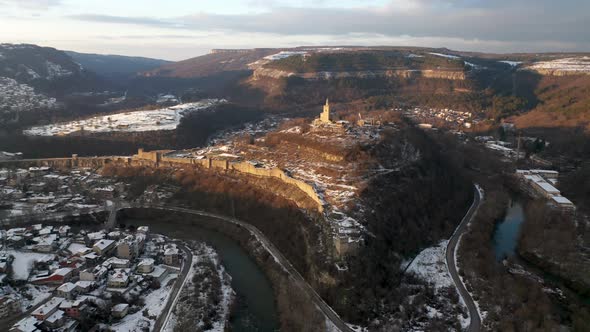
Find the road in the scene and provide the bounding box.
[0,294,52,330]
[142,205,354,332]
[446,185,483,332]
[153,241,193,332]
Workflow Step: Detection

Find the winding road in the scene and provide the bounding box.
[446,185,483,332]
[153,241,193,332]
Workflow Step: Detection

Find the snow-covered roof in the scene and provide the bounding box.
[535,181,560,194]
[138,258,154,267]
[32,297,64,317]
[53,268,73,277]
[57,282,77,293]
[112,303,129,312]
[45,309,65,324]
[87,231,105,241]
[108,269,129,283]
[93,239,115,251]
[103,257,130,267]
[552,196,573,205]
[67,243,91,255]
[75,280,94,289]
[12,315,39,332]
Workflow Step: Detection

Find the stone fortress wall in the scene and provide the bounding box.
[135,149,325,213]
[0,149,325,213]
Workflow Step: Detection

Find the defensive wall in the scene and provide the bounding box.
[0,149,325,214]
[0,155,132,169]
[134,149,325,213]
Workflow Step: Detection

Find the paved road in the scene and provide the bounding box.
[446,185,483,332]
[141,205,354,332]
[153,242,193,332]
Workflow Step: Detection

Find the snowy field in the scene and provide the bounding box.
[407,240,452,289]
[527,57,590,73]
[407,240,470,329]
[264,51,307,61]
[5,250,55,280]
[24,99,224,136]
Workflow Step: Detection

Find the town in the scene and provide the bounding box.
[0,221,190,332]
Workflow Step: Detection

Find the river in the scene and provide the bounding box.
[123,217,280,332]
[492,198,525,261]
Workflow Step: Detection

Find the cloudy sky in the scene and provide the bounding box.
[0,0,588,60]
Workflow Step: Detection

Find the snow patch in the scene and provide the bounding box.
[428,52,461,60]
[24,99,225,136]
[528,57,590,73]
[407,240,452,289]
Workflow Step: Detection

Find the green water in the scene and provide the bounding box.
[123,217,280,332]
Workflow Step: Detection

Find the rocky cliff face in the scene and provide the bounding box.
[252,67,466,81]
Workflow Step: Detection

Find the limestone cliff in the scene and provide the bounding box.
[252,67,466,81]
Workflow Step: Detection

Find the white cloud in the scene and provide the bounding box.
[0,0,61,9]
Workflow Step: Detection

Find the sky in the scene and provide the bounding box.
[0,0,588,61]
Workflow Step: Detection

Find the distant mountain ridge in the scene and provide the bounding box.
[0,44,85,84]
[66,51,171,78]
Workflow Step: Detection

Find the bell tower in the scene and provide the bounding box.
[320,98,331,123]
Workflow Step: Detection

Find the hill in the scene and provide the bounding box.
[0,43,104,95]
[510,73,590,130]
[66,51,170,78]
[142,49,277,78]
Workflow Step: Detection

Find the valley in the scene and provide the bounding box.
[1,42,590,332]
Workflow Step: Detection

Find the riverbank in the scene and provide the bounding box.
[119,207,330,332]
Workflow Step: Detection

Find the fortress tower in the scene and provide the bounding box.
[320,98,331,123]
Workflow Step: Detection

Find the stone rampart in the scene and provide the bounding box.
[0,155,131,169]
[131,149,324,213]
[0,149,325,214]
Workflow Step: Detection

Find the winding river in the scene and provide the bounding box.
[123,217,280,332]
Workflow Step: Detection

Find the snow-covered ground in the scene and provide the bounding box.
[5,250,55,280]
[24,99,225,136]
[110,273,178,332]
[527,57,590,73]
[407,240,471,329]
[264,51,308,61]
[500,60,523,67]
[428,52,461,60]
[407,240,452,289]
[163,243,234,332]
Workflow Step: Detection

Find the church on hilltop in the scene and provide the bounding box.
[313,98,332,125]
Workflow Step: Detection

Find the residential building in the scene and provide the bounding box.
[92,239,115,256]
[56,283,77,299]
[137,258,154,274]
[0,297,20,318]
[164,244,181,266]
[107,269,130,288]
[111,303,129,319]
[31,297,64,321]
